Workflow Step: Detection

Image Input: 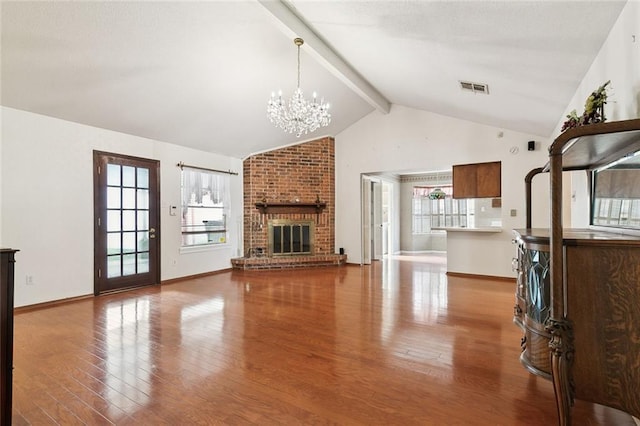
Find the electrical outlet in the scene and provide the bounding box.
[26,275,34,285]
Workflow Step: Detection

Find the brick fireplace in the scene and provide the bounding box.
[231,136,346,269]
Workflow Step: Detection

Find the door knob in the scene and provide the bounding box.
[149,228,156,239]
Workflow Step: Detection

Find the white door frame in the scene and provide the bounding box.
[361,175,372,265]
[372,180,383,260]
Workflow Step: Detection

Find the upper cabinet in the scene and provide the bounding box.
[452,161,501,199]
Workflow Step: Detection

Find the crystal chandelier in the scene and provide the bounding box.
[267,37,331,137]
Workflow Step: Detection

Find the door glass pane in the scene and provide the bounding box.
[107,187,121,209]
[123,254,136,276]
[107,233,121,255]
[137,189,149,209]
[137,252,149,273]
[108,255,121,278]
[137,211,149,231]
[137,232,149,251]
[107,164,121,186]
[122,232,136,254]
[123,166,136,187]
[123,211,136,231]
[137,168,149,189]
[123,188,136,209]
[107,210,121,232]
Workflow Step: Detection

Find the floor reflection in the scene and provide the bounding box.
[410,266,448,324]
[103,298,152,412]
[179,296,226,375]
[378,253,454,376]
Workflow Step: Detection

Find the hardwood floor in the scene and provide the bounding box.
[11,255,636,425]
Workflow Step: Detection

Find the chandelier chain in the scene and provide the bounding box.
[297,40,301,89]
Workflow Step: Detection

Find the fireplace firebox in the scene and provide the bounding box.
[268,219,314,256]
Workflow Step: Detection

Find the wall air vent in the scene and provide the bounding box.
[460,81,489,94]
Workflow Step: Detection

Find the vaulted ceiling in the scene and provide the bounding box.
[1,1,627,159]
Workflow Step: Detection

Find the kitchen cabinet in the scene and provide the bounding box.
[452,161,501,198]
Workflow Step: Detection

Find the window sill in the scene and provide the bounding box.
[412,230,447,235]
[432,226,503,233]
[180,243,231,254]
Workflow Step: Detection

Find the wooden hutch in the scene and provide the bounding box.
[512,119,640,425]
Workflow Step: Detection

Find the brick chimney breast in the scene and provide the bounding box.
[243,137,335,258]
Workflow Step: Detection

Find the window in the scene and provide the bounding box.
[592,198,640,227]
[412,185,467,234]
[181,168,229,247]
[592,160,640,229]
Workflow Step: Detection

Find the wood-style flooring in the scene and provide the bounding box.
[11,254,637,425]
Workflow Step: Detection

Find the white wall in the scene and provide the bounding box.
[556,1,640,227]
[335,104,550,277]
[1,107,243,307]
[553,1,639,136]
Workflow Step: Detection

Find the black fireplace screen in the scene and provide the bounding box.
[269,220,314,256]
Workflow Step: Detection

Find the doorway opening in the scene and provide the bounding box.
[360,170,451,265]
[360,170,503,265]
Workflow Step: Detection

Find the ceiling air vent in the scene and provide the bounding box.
[460,81,489,94]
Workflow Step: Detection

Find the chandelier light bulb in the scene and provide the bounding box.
[267,37,331,137]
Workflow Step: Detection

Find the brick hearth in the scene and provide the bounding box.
[231,254,347,270]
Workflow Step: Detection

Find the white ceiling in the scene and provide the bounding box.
[1,1,627,159]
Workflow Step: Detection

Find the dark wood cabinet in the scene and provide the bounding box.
[1,249,18,425]
[452,161,501,198]
[516,119,640,425]
[513,227,640,405]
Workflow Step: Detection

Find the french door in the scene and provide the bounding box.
[93,151,160,295]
